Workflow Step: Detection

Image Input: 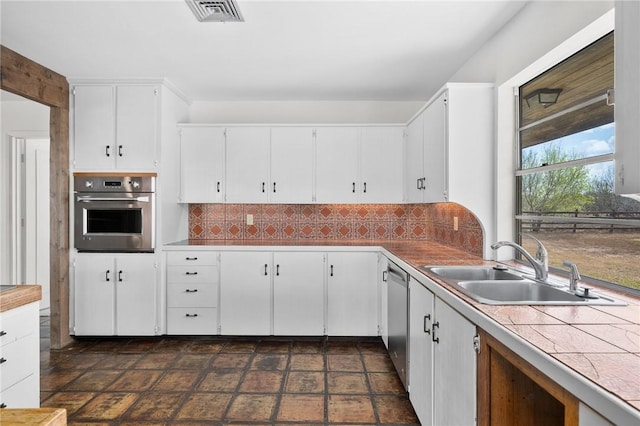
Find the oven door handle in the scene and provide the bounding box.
[76,196,150,203]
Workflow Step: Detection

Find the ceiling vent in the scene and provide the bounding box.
[186,0,244,22]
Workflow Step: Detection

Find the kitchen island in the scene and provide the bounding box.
[0,284,42,409]
[165,239,640,425]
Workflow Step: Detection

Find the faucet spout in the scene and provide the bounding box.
[491,235,548,282]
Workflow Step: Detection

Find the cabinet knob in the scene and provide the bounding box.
[0,357,6,364]
[0,331,6,337]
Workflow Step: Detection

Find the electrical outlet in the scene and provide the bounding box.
[246,214,254,225]
[453,216,459,231]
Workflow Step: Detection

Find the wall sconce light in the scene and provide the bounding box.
[525,88,562,107]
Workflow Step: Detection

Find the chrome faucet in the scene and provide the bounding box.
[491,234,548,282]
[562,261,581,291]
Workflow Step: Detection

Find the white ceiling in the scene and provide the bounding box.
[0,0,528,102]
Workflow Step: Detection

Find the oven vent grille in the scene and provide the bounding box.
[185,0,244,22]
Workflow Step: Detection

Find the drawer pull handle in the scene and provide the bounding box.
[105,270,111,282]
[0,357,6,364]
[0,331,6,337]
[185,257,198,261]
[185,313,198,318]
[185,289,198,293]
[423,314,431,334]
[118,270,124,282]
[185,272,198,275]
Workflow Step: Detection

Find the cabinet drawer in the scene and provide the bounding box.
[0,374,39,408]
[167,308,217,335]
[167,284,217,308]
[0,303,38,347]
[167,266,218,284]
[0,333,38,391]
[166,252,218,266]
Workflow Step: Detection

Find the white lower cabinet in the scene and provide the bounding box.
[0,301,39,408]
[73,254,158,336]
[327,252,378,336]
[166,251,219,335]
[220,251,272,335]
[409,277,435,423]
[409,276,477,426]
[273,252,325,335]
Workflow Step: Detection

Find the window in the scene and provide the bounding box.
[516,32,640,291]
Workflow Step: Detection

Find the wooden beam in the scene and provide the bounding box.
[1,44,71,349]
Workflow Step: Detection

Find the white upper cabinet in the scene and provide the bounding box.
[179,126,225,203]
[270,127,314,203]
[360,127,404,203]
[225,127,314,203]
[405,84,493,206]
[316,126,403,203]
[405,113,425,202]
[316,127,360,203]
[225,127,271,203]
[615,0,640,197]
[72,84,158,171]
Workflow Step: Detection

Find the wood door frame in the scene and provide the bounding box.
[1,45,72,348]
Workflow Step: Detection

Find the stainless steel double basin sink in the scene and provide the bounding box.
[421,265,626,305]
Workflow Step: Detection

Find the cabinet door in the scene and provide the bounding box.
[408,277,435,425]
[422,92,446,202]
[327,252,378,336]
[73,85,115,170]
[360,127,404,203]
[179,127,225,203]
[405,113,424,202]
[73,255,115,335]
[115,256,157,335]
[434,297,477,426]
[273,252,325,335]
[225,127,270,203]
[270,127,314,203]
[220,251,271,335]
[115,85,158,170]
[315,127,359,203]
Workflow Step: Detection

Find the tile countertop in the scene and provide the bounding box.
[167,239,640,422]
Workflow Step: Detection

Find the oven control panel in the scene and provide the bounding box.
[74,175,155,193]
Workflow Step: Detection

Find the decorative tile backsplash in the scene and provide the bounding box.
[188,203,484,256]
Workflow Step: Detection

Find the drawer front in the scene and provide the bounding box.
[167,308,217,335]
[167,266,218,284]
[167,284,217,308]
[166,251,218,266]
[0,333,38,391]
[0,303,38,347]
[0,374,39,408]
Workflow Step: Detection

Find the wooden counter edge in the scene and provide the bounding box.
[0,408,67,425]
[0,285,42,313]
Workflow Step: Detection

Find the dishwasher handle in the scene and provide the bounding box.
[387,264,408,286]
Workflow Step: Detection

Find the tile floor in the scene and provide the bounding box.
[39,318,419,425]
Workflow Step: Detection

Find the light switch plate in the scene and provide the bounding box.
[453,216,459,231]
[246,214,254,225]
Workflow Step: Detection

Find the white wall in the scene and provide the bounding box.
[188,100,424,124]
[448,0,614,255]
[0,93,50,285]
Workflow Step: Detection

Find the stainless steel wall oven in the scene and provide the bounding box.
[74,174,155,252]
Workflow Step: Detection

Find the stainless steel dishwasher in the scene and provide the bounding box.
[387,260,408,390]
